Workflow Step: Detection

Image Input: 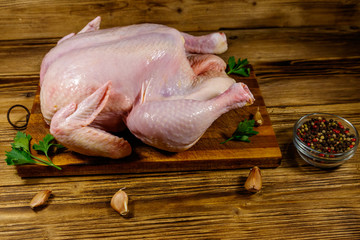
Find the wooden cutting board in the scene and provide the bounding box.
[17,67,282,177]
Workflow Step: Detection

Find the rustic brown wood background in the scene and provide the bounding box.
[0,0,359,239]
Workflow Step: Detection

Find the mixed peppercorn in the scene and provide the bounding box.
[296,116,357,157]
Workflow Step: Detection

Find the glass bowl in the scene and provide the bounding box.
[293,113,359,168]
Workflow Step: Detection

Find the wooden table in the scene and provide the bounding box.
[0,1,359,239]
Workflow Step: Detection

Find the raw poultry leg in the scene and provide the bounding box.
[181,54,234,101]
[49,82,132,159]
[126,82,254,151]
[187,54,227,75]
[181,32,228,54]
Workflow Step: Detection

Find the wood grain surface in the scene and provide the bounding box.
[1,0,359,40]
[0,1,360,239]
[16,70,281,177]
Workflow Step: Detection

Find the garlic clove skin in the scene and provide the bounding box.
[254,106,264,126]
[244,166,262,193]
[111,189,129,216]
[30,190,52,209]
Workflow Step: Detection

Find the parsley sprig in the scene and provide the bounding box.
[221,119,259,144]
[226,56,250,77]
[5,132,63,170]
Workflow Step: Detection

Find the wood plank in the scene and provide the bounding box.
[0,0,359,40]
[16,69,281,177]
[255,57,360,109]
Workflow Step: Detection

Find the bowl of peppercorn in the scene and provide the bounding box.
[293,113,359,168]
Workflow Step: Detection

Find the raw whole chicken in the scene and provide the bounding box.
[40,16,254,159]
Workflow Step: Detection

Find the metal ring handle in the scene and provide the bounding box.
[7,104,30,130]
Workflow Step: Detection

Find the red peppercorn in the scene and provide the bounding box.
[350,145,354,148]
[319,153,325,157]
[351,138,356,142]
[345,130,349,134]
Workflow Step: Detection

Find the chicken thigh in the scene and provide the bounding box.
[40,16,254,159]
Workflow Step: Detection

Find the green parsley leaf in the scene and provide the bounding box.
[226,56,251,77]
[4,132,62,170]
[221,119,259,144]
[12,131,32,153]
[228,56,236,70]
[5,148,36,165]
[33,134,65,161]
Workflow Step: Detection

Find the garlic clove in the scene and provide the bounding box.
[244,166,262,193]
[30,190,52,209]
[254,106,264,126]
[111,189,129,216]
